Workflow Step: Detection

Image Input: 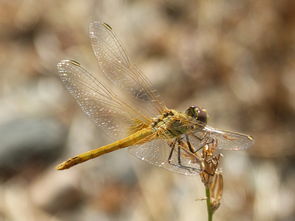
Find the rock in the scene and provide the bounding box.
[0,116,67,181]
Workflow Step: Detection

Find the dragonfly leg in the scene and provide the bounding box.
[185,134,204,153]
[191,132,215,151]
[166,139,201,174]
[177,141,182,165]
[167,140,200,173]
[193,131,209,141]
[196,131,215,144]
[168,139,177,164]
[185,134,195,152]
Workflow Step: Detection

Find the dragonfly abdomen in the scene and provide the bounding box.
[56,128,154,170]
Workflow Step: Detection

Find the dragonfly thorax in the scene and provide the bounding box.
[152,109,195,138]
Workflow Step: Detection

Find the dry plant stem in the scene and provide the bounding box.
[205,186,213,221]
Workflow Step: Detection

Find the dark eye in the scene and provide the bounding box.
[185,106,208,124]
[185,106,198,118]
[197,109,208,124]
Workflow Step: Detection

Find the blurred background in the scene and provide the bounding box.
[0,0,294,220]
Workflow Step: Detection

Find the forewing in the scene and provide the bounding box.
[128,139,200,176]
[89,21,166,118]
[205,126,254,150]
[191,126,254,151]
[57,60,150,139]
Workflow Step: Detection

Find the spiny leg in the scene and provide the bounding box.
[193,130,215,144]
[168,139,177,164]
[192,130,209,141]
[166,139,201,174]
[170,139,200,173]
[186,134,194,152]
[191,131,215,151]
[177,140,182,165]
[185,134,204,153]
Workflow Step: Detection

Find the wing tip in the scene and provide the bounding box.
[102,22,112,30]
[89,21,112,38]
[248,135,255,142]
[245,135,255,148]
[57,59,81,72]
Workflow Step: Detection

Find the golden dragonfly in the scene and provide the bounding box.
[56,22,254,175]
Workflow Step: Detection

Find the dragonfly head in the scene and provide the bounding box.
[185,106,208,125]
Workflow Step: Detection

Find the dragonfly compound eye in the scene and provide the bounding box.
[186,106,208,124]
[197,108,208,124]
[185,106,198,118]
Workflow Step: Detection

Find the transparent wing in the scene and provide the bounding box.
[190,126,254,151]
[89,21,166,118]
[128,139,201,176]
[57,60,151,139]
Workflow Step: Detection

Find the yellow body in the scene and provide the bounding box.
[56,108,196,170]
[56,127,155,170]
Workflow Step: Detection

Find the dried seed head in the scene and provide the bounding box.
[199,138,222,185]
[209,172,223,212]
[197,137,224,214]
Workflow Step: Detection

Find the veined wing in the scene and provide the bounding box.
[129,139,201,176]
[204,126,254,150]
[89,21,166,119]
[128,124,253,175]
[190,126,254,151]
[57,60,152,139]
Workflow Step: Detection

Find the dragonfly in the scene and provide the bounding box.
[56,22,254,175]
